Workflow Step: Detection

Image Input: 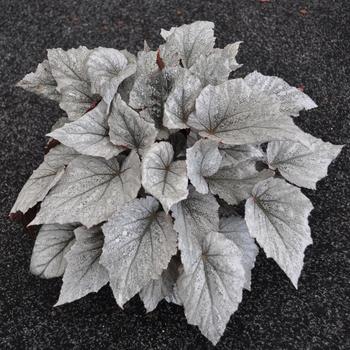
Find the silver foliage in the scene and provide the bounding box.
[101,197,177,307]
[30,223,77,279]
[11,145,78,214]
[142,142,188,212]
[219,215,258,290]
[31,151,141,228]
[13,20,342,346]
[267,137,343,189]
[56,225,109,306]
[245,178,314,287]
[48,101,124,159]
[176,231,245,345]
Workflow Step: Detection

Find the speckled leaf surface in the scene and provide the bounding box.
[48,101,124,159]
[16,59,60,101]
[245,178,314,288]
[267,137,343,189]
[30,223,77,279]
[142,142,188,212]
[56,225,109,306]
[189,51,231,87]
[87,47,136,105]
[188,79,310,145]
[172,189,219,273]
[31,151,141,228]
[101,197,177,307]
[163,69,202,129]
[11,145,78,214]
[207,160,274,205]
[129,68,177,128]
[219,144,265,166]
[48,46,96,120]
[140,255,181,312]
[186,139,222,194]
[160,21,215,68]
[176,231,245,345]
[108,95,157,154]
[244,71,317,117]
[219,215,258,290]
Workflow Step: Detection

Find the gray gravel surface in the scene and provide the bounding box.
[1,1,349,349]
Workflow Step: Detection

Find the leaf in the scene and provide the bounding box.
[163,69,202,129]
[160,21,215,68]
[16,59,60,101]
[172,188,219,273]
[87,47,136,105]
[219,144,265,167]
[108,95,157,154]
[51,117,70,131]
[267,137,343,189]
[206,160,274,205]
[30,224,77,278]
[176,231,245,345]
[187,79,311,146]
[186,139,222,194]
[31,151,141,228]
[55,225,109,306]
[11,145,78,214]
[139,255,181,312]
[129,68,178,128]
[135,48,158,77]
[141,142,188,212]
[245,177,314,287]
[189,52,231,86]
[244,71,317,117]
[213,42,242,71]
[219,216,258,290]
[48,100,124,159]
[48,46,97,120]
[101,196,177,307]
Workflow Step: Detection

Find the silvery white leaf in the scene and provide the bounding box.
[136,49,158,77]
[51,117,69,131]
[188,79,311,146]
[129,68,178,128]
[244,71,317,117]
[219,144,265,166]
[176,231,245,345]
[142,142,188,212]
[48,101,124,159]
[108,95,157,154]
[30,223,77,278]
[172,188,219,273]
[160,21,215,68]
[160,26,176,40]
[11,145,78,214]
[219,216,258,290]
[16,59,60,101]
[87,47,136,105]
[101,196,177,307]
[267,137,343,189]
[163,69,202,129]
[206,160,274,205]
[55,225,109,306]
[213,42,242,71]
[31,151,141,228]
[245,177,314,287]
[48,46,96,120]
[186,139,222,194]
[189,52,231,86]
[140,255,181,312]
[58,85,98,121]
